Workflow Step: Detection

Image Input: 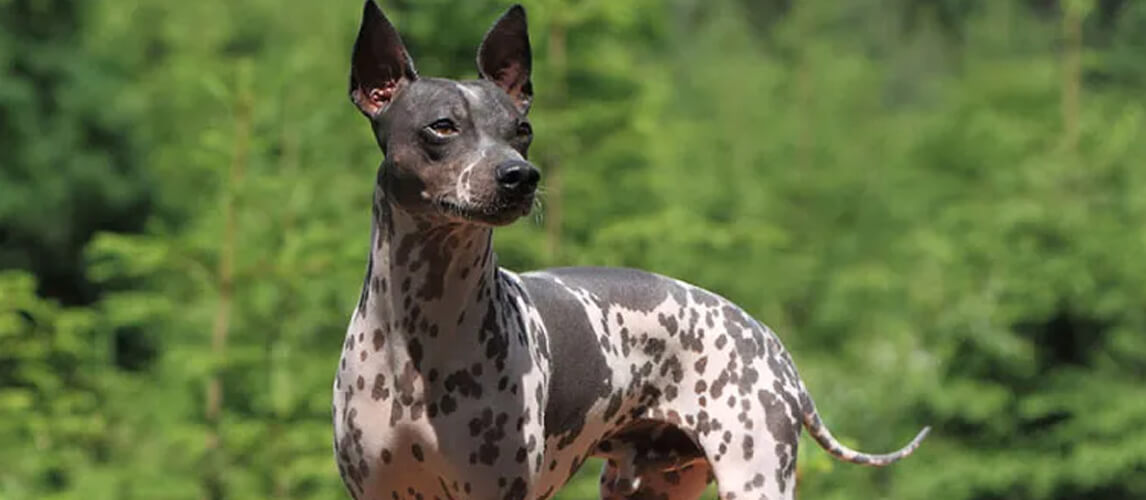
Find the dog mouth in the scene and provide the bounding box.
[434,195,534,226]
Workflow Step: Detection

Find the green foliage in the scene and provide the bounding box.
[0,0,152,304]
[2,0,1146,499]
[0,270,114,498]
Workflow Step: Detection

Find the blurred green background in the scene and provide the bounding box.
[2,0,1145,499]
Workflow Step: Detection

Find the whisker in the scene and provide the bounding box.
[530,194,545,225]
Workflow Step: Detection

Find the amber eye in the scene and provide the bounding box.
[426,118,459,137]
[516,121,532,138]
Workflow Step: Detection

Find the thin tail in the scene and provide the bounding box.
[798,390,930,467]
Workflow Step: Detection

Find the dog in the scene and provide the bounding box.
[331,3,929,499]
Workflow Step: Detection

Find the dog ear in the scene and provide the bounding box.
[350,0,418,119]
[477,5,533,114]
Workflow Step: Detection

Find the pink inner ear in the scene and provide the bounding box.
[354,80,401,116]
[496,61,524,94]
[369,86,396,104]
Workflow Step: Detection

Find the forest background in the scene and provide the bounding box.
[2,0,1145,498]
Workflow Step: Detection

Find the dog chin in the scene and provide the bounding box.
[436,197,533,226]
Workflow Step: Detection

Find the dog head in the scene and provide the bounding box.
[350,1,538,227]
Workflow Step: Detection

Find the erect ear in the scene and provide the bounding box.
[350,0,417,119]
[477,5,533,114]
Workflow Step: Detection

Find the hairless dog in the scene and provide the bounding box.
[332,3,929,499]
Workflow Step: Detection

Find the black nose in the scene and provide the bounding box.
[494,160,540,194]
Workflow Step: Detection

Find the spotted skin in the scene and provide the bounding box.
[334,203,550,500]
[333,3,928,499]
[335,242,929,500]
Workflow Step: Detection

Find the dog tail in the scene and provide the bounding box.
[798,389,930,466]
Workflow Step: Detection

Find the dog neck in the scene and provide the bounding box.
[359,185,498,341]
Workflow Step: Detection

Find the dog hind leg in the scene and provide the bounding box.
[600,460,712,500]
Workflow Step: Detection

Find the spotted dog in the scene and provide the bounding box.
[331,3,930,499]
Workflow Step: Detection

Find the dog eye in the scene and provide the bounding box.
[516,122,532,138]
[426,119,459,137]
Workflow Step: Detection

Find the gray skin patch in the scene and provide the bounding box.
[373,77,534,227]
[519,275,613,449]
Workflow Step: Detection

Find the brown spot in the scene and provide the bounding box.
[373,328,385,351]
[372,374,389,401]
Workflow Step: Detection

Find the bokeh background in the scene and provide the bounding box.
[3,0,1146,499]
